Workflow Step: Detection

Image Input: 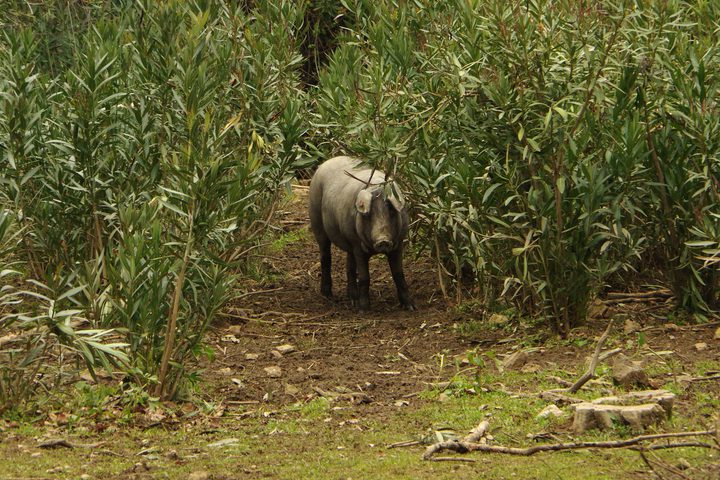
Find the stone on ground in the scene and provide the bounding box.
[502,351,529,370]
[611,354,650,388]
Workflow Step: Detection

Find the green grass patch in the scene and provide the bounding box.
[270,227,309,253]
[1,384,717,479]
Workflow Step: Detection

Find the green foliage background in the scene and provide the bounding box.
[1,0,719,406]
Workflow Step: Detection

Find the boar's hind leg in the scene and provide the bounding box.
[346,252,358,305]
[388,249,415,311]
[353,248,371,312]
[318,236,332,298]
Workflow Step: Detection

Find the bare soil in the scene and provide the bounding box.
[204,186,720,412]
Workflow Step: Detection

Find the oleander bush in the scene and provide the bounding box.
[0,0,309,402]
[2,0,719,412]
[312,0,720,334]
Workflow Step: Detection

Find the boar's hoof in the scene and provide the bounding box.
[402,301,416,311]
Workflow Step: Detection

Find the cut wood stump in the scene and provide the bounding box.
[592,390,675,417]
[572,403,666,434]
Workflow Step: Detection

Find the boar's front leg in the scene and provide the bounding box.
[346,252,358,305]
[318,237,332,298]
[353,248,371,312]
[388,248,415,311]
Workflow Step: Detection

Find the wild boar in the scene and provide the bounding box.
[309,156,415,312]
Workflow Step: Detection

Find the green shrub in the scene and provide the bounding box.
[313,0,719,333]
[1,1,310,399]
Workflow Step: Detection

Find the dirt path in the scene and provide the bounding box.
[205,186,483,407]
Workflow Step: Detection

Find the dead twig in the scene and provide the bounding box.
[422,420,490,460]
[427,457,477,463]
[632,441,714,451]
[538,389,584,405]
[38,439,106,449]
[422,428,717,459]
[686,374,720,383]
[387,440,421,449]
[95,449,126,457]
[638,449,663,480]
[343,168,382,188]
[605,290,672,299]
[567,319,615,394]
[598,347,623,362]
[644,449,696,480]
[234,287,283,301]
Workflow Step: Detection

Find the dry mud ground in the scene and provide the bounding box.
[210,186,718,409]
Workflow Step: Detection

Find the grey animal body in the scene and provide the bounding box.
[308,156,415,312]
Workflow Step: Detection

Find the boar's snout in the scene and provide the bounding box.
[373,238,393,253]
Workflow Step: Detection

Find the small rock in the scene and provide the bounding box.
[188,471,211,480]
[218,367,232,376]
[714,327,720,340]
[588,300,609,319]
[227,325,243,336]
[676,458,692,470]
[270,350,283,359]
[276,344,296,355]
[284,384,300,396]
[264,366,282,378]
[623,319,641,335]
[207,438,238,449]
[521,362,541,373]
[536,405,564,420]
[611,354,650,388]
[502,351,529,370]
[245,353,260,361]
[694,342,708,352]
[488,313,509,326]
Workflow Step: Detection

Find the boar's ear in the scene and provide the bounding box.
[355,189,373,215]
[387,184,405,212]
[388,195,404,212]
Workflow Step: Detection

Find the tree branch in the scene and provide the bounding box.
[567,318,615,393]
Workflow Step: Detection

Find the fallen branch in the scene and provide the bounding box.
[567,319,615,394]
[427,457,477,463]
[539,389,583,405]
[234,287,283,301]
[423,420,489,460]
[422,428,717,459]
[387,440,421,449]
[605,297,672,304]
[641,449,695,480]
[632,441,714,451]
[686,374,720,383]
[38,439,106,449]
[598,347,623,362]
[605,290,672,301]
